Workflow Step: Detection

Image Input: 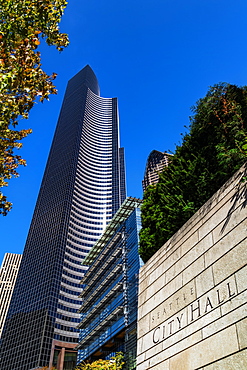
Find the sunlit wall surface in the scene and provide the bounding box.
[76,198,142,369]
[0,65,126,370]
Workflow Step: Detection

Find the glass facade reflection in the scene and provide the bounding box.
[76,197,143,370]
[0,65,126,370]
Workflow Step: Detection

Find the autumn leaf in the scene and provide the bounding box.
[0,0,69,215]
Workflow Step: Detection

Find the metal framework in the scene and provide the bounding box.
[76,197,143,366]
[83,197,142,266]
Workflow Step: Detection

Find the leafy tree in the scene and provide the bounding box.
[74,352,124,370]
[139,83,247,262]
[0,0,69,215]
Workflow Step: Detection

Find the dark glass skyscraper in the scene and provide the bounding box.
[0,65,126,370]
[142,150,170,191]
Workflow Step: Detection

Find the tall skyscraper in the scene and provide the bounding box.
[0,65,126,370]
[142,150,170,191]
[0,253,22,338]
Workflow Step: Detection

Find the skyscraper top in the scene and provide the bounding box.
[66,64,100,97]
[142,150,170,191]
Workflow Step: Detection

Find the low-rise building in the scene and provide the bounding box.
[76,197,143,369]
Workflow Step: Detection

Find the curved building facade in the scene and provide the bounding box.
[142,150,170,191]
[0,65,126,370]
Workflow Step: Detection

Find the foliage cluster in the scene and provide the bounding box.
[74,352,124,370]
[0,0,69,215]
[139,83,247,262]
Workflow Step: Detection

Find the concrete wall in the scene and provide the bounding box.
[137,164,247,369]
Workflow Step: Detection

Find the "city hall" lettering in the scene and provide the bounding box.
[152,281,235,344]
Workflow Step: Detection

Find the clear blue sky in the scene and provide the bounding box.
[1,0,247,262]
